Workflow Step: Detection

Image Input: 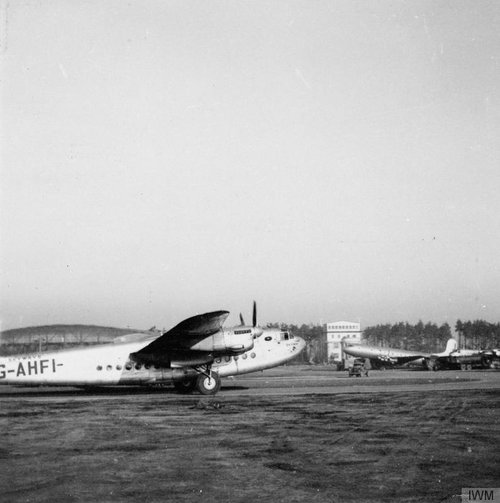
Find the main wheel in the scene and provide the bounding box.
[174,378,197,394]
[196,372,221,395]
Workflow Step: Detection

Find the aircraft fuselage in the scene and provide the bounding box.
[0,329,304,387]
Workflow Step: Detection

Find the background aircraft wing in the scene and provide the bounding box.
[133,310,229,357]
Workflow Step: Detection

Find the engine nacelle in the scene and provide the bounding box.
[190,329,254,355]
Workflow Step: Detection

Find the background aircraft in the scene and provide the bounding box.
[0,303,305,394]
[343,338,458,370]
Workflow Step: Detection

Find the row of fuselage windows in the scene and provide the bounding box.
[96,353,258,372]
[96,363,157,372]
[215,352,256,363]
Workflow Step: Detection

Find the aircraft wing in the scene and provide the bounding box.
[132,310,229,358]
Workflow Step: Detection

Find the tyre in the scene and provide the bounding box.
[174,378,197,394]
[196,372,221,395]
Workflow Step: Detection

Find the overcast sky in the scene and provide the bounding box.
[1,0,499,331]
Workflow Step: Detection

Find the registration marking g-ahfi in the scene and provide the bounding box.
[0,358,60,378]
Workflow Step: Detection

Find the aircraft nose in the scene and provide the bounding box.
[296,336,306,354]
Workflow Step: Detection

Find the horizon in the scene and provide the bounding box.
[0,316,484,334]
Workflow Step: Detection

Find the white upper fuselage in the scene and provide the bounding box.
[0,329,305,387]
[343,338,458,364]
[343,345,425,360]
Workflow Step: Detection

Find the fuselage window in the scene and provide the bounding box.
[125,363,133,370]
[215,358,221,363]
[234,356,239,361]
[242,354,247,360]
[250,352,256,358]
[135,363,142,370]
[224,356,231,362]
[116,365,122,371]
[96,365,103,371]
[106,365,112,371]
[145,364,151,370]
[264,336,272,342]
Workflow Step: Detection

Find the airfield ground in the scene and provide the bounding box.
[0,367,499,503]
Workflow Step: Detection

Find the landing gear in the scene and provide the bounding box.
[196,371,221,395]
[173,368,221,395]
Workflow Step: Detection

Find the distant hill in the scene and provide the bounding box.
[0,324,153,356]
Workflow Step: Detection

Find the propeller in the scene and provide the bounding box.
[251,300,263,338]
[238,301,263,337]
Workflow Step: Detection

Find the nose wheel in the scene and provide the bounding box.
[196,371,221,395]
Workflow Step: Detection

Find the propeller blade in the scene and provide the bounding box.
[239,313,245,326]
[252,300,257,327]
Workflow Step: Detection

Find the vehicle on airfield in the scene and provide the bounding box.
[347,358,369,377]
[343,338,459,370]
[0,303,306,395]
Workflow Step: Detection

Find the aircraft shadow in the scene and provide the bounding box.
[0,384,249,398]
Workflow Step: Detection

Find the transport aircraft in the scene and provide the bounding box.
[343,338,458,370]
[0,303,305,395]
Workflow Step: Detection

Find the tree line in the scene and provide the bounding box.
[362,322,452,352]
[363,320,500,351]
[455,320,500,349]
[2,319,498,359]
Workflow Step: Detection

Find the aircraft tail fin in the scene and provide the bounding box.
[444,338,457,354]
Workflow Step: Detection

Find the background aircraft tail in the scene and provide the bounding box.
[444,338,457,354]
